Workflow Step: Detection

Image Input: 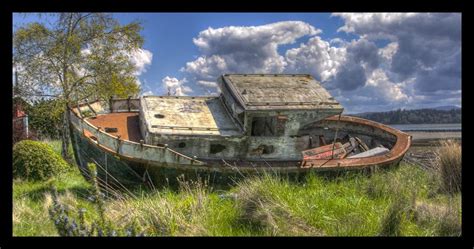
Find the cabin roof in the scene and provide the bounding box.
[140,96,242,136]
[221,74,343,111]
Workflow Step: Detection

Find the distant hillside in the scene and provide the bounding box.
[431,105,461,111]
[354,108,461,124]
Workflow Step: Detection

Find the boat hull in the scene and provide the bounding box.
[69,104,411,187]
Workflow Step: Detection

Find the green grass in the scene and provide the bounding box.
[13,140,462,236]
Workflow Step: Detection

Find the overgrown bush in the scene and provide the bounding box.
[413,198,461,236]
[13,140,69,181]
[435,140,461,194]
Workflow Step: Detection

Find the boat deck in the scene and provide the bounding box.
[86,112,142,142]
[140,96,242,136]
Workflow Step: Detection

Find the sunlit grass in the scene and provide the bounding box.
[13,140,462,236]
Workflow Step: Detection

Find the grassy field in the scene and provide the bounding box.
[13,140,461,236]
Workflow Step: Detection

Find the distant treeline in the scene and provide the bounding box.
[354,108,461,124]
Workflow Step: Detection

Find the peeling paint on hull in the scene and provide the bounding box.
[69,101,411,186]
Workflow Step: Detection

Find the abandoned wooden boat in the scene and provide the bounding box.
[68,74,411,186]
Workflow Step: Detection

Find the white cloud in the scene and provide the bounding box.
[192,21,320,54]
[333,13,419,35]
[141,90,154,96]
[326,13,461,112]
[329,38,347,46]
[331,69,412,113]
[171,15,460,112]
[366,69,409,102]
[333,13,461,94]
[161,76,193,96]
[378,42,398,61]
[129,48,153,75]
[183,21,320,93]
[197,80,218,88]
[285,36,346,82]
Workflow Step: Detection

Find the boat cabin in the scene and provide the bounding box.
[138,74,344,161]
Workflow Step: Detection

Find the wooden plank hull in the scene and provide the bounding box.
[69,101,412,186]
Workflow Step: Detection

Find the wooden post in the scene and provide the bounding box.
[85,98,97,116]
[116,135,122,154]
[96,126,101,145]
[127,96,131,112]
[109,96,114,113]
[331,112,343,159]
[76,101,85,123]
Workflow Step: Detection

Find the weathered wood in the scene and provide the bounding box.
[348,147,389,158]
[302,142,349,160]
[355,137,369,151]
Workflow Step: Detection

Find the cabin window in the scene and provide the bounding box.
[155,114,165,118]
[262,145,274,154]
[250,116,286,136]
[210,144,226,154]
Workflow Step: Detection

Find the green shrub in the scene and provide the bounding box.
[13,140,69,181]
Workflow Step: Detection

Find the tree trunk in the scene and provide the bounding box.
[61,104,72,162]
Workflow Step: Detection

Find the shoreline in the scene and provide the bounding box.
[407,131,461,144]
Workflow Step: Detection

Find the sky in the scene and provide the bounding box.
[13,13,462,113]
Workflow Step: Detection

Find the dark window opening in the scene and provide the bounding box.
[155,114,165,118]
[178,142,186,148]
[251,116,286,136]
[261,145,274,154]
[105,127,118,133]
[210,144,226,154]
[251,144,275,155]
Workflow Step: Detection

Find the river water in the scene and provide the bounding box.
[388,123,461,131]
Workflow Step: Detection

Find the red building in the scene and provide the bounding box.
[12,97,33,143]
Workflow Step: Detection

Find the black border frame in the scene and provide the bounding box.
[1,0,470,247]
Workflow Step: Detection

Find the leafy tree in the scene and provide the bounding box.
[26,98,65,140]
[13,13,144,160]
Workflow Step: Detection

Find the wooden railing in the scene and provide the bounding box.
[109,97,141,113]
[69,100,205,166]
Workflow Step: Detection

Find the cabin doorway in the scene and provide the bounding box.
[250,115,287,136]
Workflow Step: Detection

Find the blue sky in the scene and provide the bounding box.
[13,13,461,113]
[110,13,357,95]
